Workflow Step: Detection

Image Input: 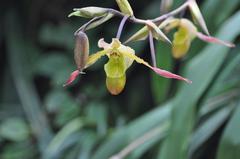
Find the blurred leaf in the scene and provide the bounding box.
[45,117,84,158]
[77,131,98,159]
[39,23,75,50]
[35,53,76,87]
[121,122,169,159]
[199,89,240,118]
[206,47,240,97]
[158,11,240,159]
[0,141,36,159]
[92,101,172,159]
[217,101,240,159]
[35,53,72,77]
[202,0,240,33]
[188,105,234,158]
[0,118,30,142]
[44,89,80,126]
[5,12,53,153]
[85,102,108,136]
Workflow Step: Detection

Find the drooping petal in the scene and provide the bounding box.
[120,50,152,68]
[196,32,235,48]
[120,49,191,83]
[63,70,80,87]
[151,67,192,83]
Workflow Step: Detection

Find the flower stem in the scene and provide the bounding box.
[149,31,157,67]
[116,15,129,39]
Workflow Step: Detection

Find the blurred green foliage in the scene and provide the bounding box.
[0,0,240,159]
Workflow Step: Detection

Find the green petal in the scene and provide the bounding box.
[188,0,209,35]
[116,0,134,16]
[145,20,172,44]
[85,49,109,69]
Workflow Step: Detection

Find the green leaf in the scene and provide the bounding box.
[39,23,75,50]
[45,118,84,158]
[158,11,240,159]
[85,102,108,136]
[0,118,30,142]
[92,101,172,159]
[0,141,36,159]
[217,101,240,159]
[5,12,53,153]
[188,105,234,157]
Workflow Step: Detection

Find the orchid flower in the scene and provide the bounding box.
[170,18,235,58]
[64,38,191,95]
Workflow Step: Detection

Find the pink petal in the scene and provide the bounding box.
[152,67,192,84]
[63,70,80,87]
[196,32,235,48]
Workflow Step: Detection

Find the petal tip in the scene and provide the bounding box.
[197,32,235,48]
[185,79,192,84]
[63,70,80,87]
[152,67,191,83]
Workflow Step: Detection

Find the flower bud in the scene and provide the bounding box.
[69,7,108,18]
[74,31,89,71]
[116,0,134,16]
[160,0,173,14]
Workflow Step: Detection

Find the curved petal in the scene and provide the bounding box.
[63,70,80,87]
[121,50,191,83]
[152,67,192,83]
[85,49,110,68]
[196,32,235,47]
[98,38,111,49]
